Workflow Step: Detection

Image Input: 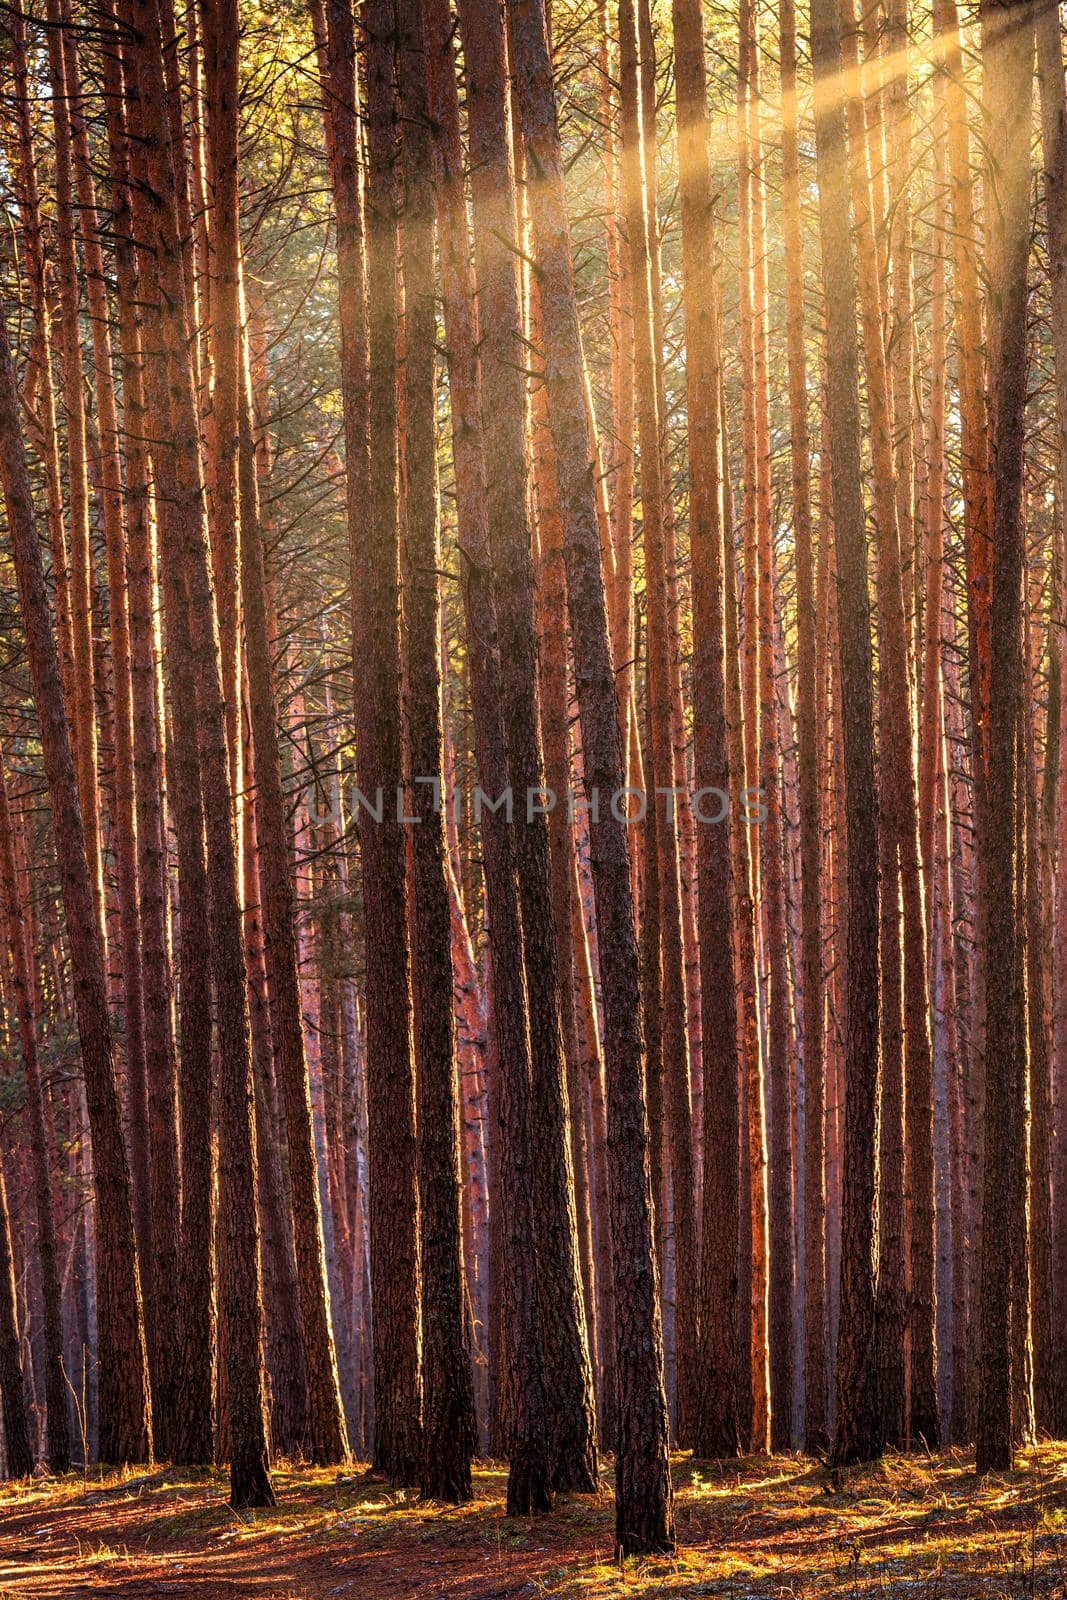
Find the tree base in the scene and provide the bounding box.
[230,1459,277,1509]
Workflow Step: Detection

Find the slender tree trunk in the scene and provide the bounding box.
[0,309,153,1466]
[840,0,939,1449]
[125,0,276,1506]
[670,0,741,1461]
[975,0,1034,1477]
[357,0,424,1486]
[809,0,883,1469]
[1036,0,1067,1437]
[5,13,77,725]
[0,737,69,1470]
[239,345,350,1464]
[0,1162,33,1479]
[43,0,107,954]
[506,0,674,1553]
[449,0,555,1511]
[617,0,698,1451]
[779,0,824,1454]
[112,0,219,1468]
[396,0,476,1501]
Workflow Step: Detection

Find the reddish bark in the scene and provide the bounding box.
[507,0,674,1553]
[810,0,883,1469]
[0,308,153,1467]
[396,0,477,1499]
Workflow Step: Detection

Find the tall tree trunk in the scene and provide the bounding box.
[506,0,674,1553]
[0,1162,34,1479]
[1036,0,1067,1437]
[670,0,741,1461]
[359,0,423,1486]
[418,0,552,1488]
[449,0,555,1511]
[779,0,825,1454]
[840,0,939,1449]
[396,0,476,1501]
[0,737,69,1471]
[809,0,883,1470]
[0,309,153,1466]
[43,0,107,954]
[239,344,350,1464]
[975,0,1034,1478]
[617,0,698,1451]
[125,0,276,1506]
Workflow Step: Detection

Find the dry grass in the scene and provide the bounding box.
[1,1442,1064,1597]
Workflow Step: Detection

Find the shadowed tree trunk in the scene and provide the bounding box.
[506,0,674,1554]
[779,0,826,1457]
[1036,0,1067,1437]
[0,1163,34,1479]
[809,0,883,1471]
[0,737,67,1471]
[124,0,276,1507]
[0,307,153,1468]
[669,0,741,1461]
[975,0,1034,1478]
[359,0,423,1486]
[109,0,218,1468]
[396,0,477,1503]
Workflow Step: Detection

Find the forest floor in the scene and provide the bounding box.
[2,1442,1065,1598]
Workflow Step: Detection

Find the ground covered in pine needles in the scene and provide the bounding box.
[3,1443,1065,1597]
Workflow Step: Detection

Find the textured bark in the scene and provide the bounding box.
[450,0,553,1511]
[359,0,423,1485]
[809,0,883,1470]
[506,0,674,1553]
[477,8,597,1495]
[43,0,107,954]
[417,0,516,1463]
[530,305,601,1407]
[239,353,350,1464]
[396,0,476,1502]
[1036,0,1067,1437]
[839,0,939,1450]
[243,788,308,1458]
[669,0,740,1461]
[617,0,698,1450]
[975,0,1034,1478]
[0,309,153,1466]
[0,738,67,1471]
[109,1,217,1466]
[5,13,77,783]
[64,13,186,1457]
[0,1163,34,1479]
[124,0,275,1506]
[779,0,826,1458]
[201,0,243,775]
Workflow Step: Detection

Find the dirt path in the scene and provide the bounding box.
[2,1448,1065,1598]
